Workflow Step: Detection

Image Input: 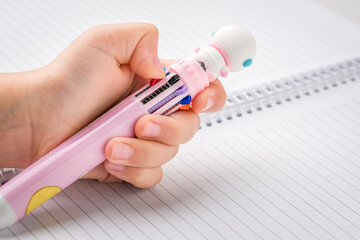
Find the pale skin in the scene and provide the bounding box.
[0,23,226,188]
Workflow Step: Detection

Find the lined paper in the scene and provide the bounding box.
[1,72,359,239]
[0,0,360,92]
[1,0,360,239]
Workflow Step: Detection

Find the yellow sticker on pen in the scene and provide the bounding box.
[26,186,61,215]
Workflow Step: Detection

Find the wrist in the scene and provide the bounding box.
[0,69,48,168]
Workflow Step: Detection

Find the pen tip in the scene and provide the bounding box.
[0,193,18,229]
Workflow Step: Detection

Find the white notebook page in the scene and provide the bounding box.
[1,0,360,239]
[0,0,359,91]
[1,67,359,239]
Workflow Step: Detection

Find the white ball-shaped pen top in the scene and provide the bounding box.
[211,24,256,72]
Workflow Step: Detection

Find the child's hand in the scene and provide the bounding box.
[0,23,226,188]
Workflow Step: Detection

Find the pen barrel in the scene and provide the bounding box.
[0,56,209,228]
[0,97,145,223]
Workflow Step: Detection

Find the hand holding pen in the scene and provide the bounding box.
[0,23,255,227]
[0,23,227,187]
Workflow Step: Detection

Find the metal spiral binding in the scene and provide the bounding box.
[200,58,360,128]
[0,168,23,186]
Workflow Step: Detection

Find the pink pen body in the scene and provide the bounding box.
[0,97,145,227]
[0,56,211,228]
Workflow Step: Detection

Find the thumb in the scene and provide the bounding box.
[83,23,165,79]
[128,24,165,79]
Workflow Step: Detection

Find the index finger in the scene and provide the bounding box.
[160,59,174,68]
[161,60,227,113]
[191,78,227,113]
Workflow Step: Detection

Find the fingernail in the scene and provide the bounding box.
[153,56,165,75]
[111,143,133,160]
[107,162,126,171]
[143,121,161,138]
[202,97,214,112]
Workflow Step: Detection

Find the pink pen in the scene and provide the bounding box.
[0,25,256,228]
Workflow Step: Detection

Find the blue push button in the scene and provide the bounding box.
[164,67,170,76]
[243,59,252,67]
[180,95,192,105]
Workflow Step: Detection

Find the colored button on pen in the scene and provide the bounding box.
[150,78,162,86]
[180,95,191,105]
[175,86,188,95]
[180,95,192,110]
[180,103,191,110]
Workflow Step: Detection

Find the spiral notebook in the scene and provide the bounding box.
[1,0,360,239]
[1,58,359,240]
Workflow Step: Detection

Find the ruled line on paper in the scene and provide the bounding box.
[233,136,338,239]
[332,106,360,128]
[191,150,293,240]
[87,182,150,240]
[30,206,71,239]
[251,130,359,236]
[310,113,360,148]
[9,221,37,240]
[204,145,319,240]
[322,111,360,139]
[29,210,61,240]
[39,205,75,239]
[289,120,360,178]
[270,125,360,202]
[146,186,207,239]
[168,162,251,240]
[91,182,152,239]
[300,117,360,160]
[61,188,112,240]
[106,184,168,240]
[343,101,360,116]
[122,183,188,239]
[162,172,229,240]
[262,128,360,233]
[156,180,218,239]
[0,228,18,240]
[219,142,318,239]
[277,124,360,195]
[241,134,344,239]
[49,197,94,240]
[73,185,130,240]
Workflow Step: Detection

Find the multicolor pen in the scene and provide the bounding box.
[0,25,256,228]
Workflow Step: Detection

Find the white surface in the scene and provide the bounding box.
[0,0,359,92]
[312,0,360,24]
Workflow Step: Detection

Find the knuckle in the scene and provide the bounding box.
[102,174,123,183]
[131,170,150,188]
[183,113,200,143]
[172,145,180,159]
[166,145,179,161]
[86,25,104,36]
[132,168,163,189]
[194,114,201,131]
[143,23,159,36]
[153,168,163,186]
[82,25,108,44]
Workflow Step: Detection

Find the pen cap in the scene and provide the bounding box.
[211,24,256,72]
[193,25,256,80]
